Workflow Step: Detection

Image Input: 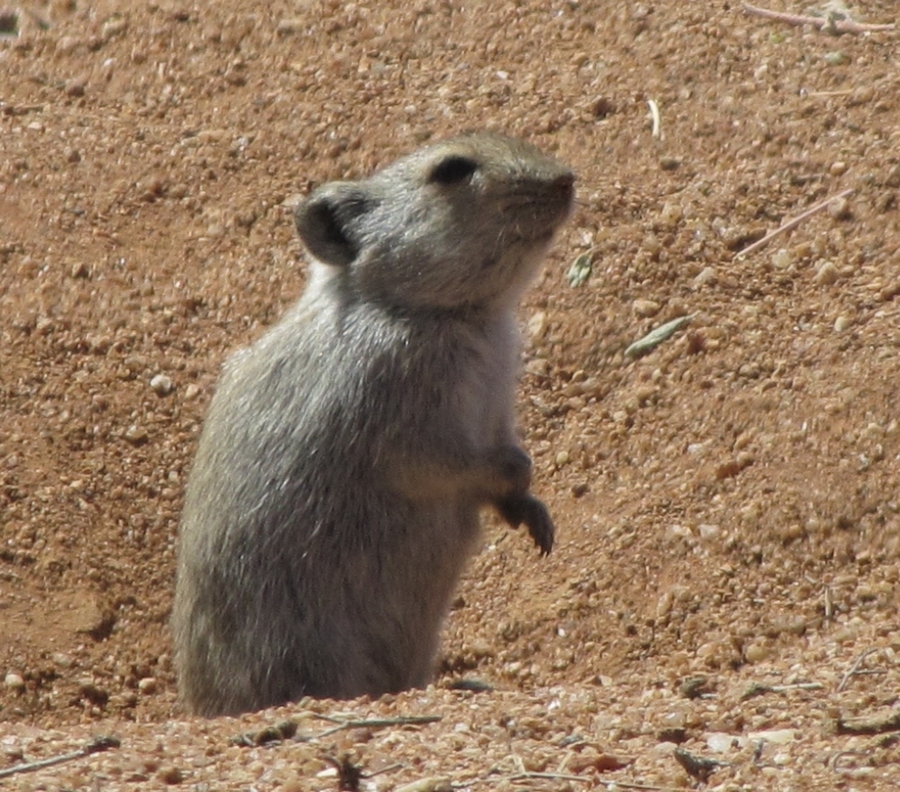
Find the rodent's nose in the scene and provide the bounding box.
[552,172,576,204]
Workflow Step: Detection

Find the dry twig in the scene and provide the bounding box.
[231,719,299,746]
[830,749,869,770]
[837,648,879,693]
[0,736,120,780]
[741,3,895,35]
[647,99,661,139]
[836,710,900,736]
[824,586,834,620]
[508,774,682,792]
[742,681,824,700]
[309,714,442,741]
[735,189,853,258]
[510,771,592,784]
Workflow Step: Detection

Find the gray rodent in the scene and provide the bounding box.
[172,132,574,716]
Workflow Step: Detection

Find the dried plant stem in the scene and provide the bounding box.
[837,648,879,692]
[736,189,853,258]
[647,99,661,139]
[741,3,895,34]
[309,714,442,741]
[0,736,119,780]
[509,774,680,791]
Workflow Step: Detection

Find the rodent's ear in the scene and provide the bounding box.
[294,183,373,267]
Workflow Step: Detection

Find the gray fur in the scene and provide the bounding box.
[172,132,574,716]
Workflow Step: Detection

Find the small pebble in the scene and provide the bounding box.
[102,17,128,39]
[276,18,305,35]
[633,298,661,318]
[183,383,202,400]
[814,261,839,286]
[124,424,149,445]
[693,267,717,288]
[833,315,852,333]
[527,311,546,339]
[666,524,692,539]
[138,677,157,694]
[834,626,859,643]
[525,358,549,377]
[157,766,184,784]
[659,202,682,228]
[395,778,454,792]
[748,729,796,745]
[771,248,792,270]
[828,196,851,220]
[150,374,175,396]
[744,641,771,664]
[706,732,746,753]
[5,672,25,690]
[56,36,82,55]
[65,76,88,97]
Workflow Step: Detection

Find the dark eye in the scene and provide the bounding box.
[428,155,478,185]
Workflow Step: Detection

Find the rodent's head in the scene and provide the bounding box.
[294,132,575,312]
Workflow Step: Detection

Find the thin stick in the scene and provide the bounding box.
[509,774,680,791]
[307,714,442,741]
[837,648,879,692]
[647,99,661,139]
[0,736,119,780]
[735,189,853,258]
[510,771,589,783]
[804,90,852,98]
[743,681,824,699]
[830,749,869,770]
[741,3,895,34]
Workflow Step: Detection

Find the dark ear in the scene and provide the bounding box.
[294,182,373,267]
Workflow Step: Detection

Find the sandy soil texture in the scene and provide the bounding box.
[2,1,900,789]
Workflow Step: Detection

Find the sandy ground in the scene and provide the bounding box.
[2,0,900,789]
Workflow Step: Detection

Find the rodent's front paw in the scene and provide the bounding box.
[495,494,554,555]
[486,445,532,495]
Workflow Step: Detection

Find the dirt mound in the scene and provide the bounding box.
[2,1,899,788]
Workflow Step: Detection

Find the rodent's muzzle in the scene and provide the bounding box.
[543,171,576,230]
[552,172,576,204]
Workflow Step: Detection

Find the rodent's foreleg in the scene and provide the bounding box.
[494,493,555,556]
[387,442,554,555]
[385,443,531,500]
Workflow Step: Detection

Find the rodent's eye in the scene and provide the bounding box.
[428,155,478,185]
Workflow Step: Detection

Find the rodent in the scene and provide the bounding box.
[171,132,575,716]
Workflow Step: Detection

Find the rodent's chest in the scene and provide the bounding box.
[347,311,520,442]
[334,315,519,434]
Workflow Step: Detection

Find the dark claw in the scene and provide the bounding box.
[495,494,554,555]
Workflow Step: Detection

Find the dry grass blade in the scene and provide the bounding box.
[837,648,879,693]
[0,736,120,780]
[741,3,896,34]
[647,99,661,139]
[735,189,853,258]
